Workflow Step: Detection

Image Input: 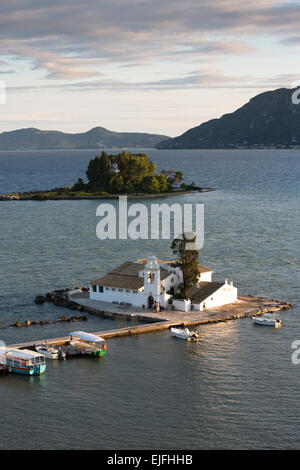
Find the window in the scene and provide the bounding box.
[126,289,130,293]
[170,277,175,284]
[148,272,155,284]
[99,286,103,293]
[118,288,123,292]
[111,288,116,291]
[105,287,110,291]
[92,285,97,292]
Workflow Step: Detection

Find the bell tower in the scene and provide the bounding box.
[143,256,161,309]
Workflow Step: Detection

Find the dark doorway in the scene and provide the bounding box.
[148,295,154,309]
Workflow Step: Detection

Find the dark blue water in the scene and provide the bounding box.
[0,149,299,449]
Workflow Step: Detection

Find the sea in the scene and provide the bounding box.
[0,148,299,449]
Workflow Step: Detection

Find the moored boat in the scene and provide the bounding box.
[252,313,282,328]
[0,349,46,375]
[35,344,60,360]
[171,327,199,341]
[69,331,107,357]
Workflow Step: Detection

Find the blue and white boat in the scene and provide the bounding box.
[0,349,46,375]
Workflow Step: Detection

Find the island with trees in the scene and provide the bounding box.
[0,151,215,200]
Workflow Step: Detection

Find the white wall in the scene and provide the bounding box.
[192,284,238,311]
[162,272,181,293]
[159,291,172,309]
[89,284,146,307]
[89,283,172,309]
[198,271,212,282]
[173,299,191,312]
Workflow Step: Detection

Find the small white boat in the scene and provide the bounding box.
[252,313,282,328]
[171,327,199,341]
[35,344,59,360]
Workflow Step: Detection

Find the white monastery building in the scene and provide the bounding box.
[89,256,237,312]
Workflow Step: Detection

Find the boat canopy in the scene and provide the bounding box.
[69,331,105,343]
[5,348,44,360]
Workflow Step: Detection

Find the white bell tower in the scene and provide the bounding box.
[143,256,161,310]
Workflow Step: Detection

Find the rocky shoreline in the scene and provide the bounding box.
[0,288,89,330]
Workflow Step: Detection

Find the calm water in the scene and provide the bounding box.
[0,149,299,449]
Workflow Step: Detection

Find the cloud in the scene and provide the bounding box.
[8,68,299,93]
[1,1,300,79]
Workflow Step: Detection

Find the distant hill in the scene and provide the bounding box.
[156,88,300,149]
[0,126,170,150]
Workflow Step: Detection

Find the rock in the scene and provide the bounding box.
[35,295,45,304]
[59,316,70,322]
[79,315,88,321]
[54,297,69,307]
[69,303,79,310]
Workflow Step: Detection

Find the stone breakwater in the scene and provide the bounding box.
[34,287,88,309]
[35,287,162,323]
[0,288,89,330]
[0,313,88,330]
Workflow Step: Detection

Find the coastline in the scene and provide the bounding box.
[0,187,216,201]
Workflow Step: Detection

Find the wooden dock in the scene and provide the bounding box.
[7,295,291,351]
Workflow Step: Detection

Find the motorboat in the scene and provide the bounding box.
[171,327,199,341]
[252,313,282,328]
[35,344,60,360]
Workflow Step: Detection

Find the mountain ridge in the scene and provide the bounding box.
[156,88,300,149]
[0,126,170,150]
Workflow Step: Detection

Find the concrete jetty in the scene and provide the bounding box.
[8,294,291,350]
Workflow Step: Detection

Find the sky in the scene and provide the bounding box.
[1,0,300,137]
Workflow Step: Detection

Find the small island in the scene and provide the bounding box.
[0,151,215,200]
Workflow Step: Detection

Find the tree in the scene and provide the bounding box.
[72,178,85,191]
[127,155,156,187]
[109,174,125,193]
[156,172,168,192]
[86,151,111,187]
[171,233,199,298]
[115,151,131,181]
[80,151,183,195]
[140,175,160,193]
